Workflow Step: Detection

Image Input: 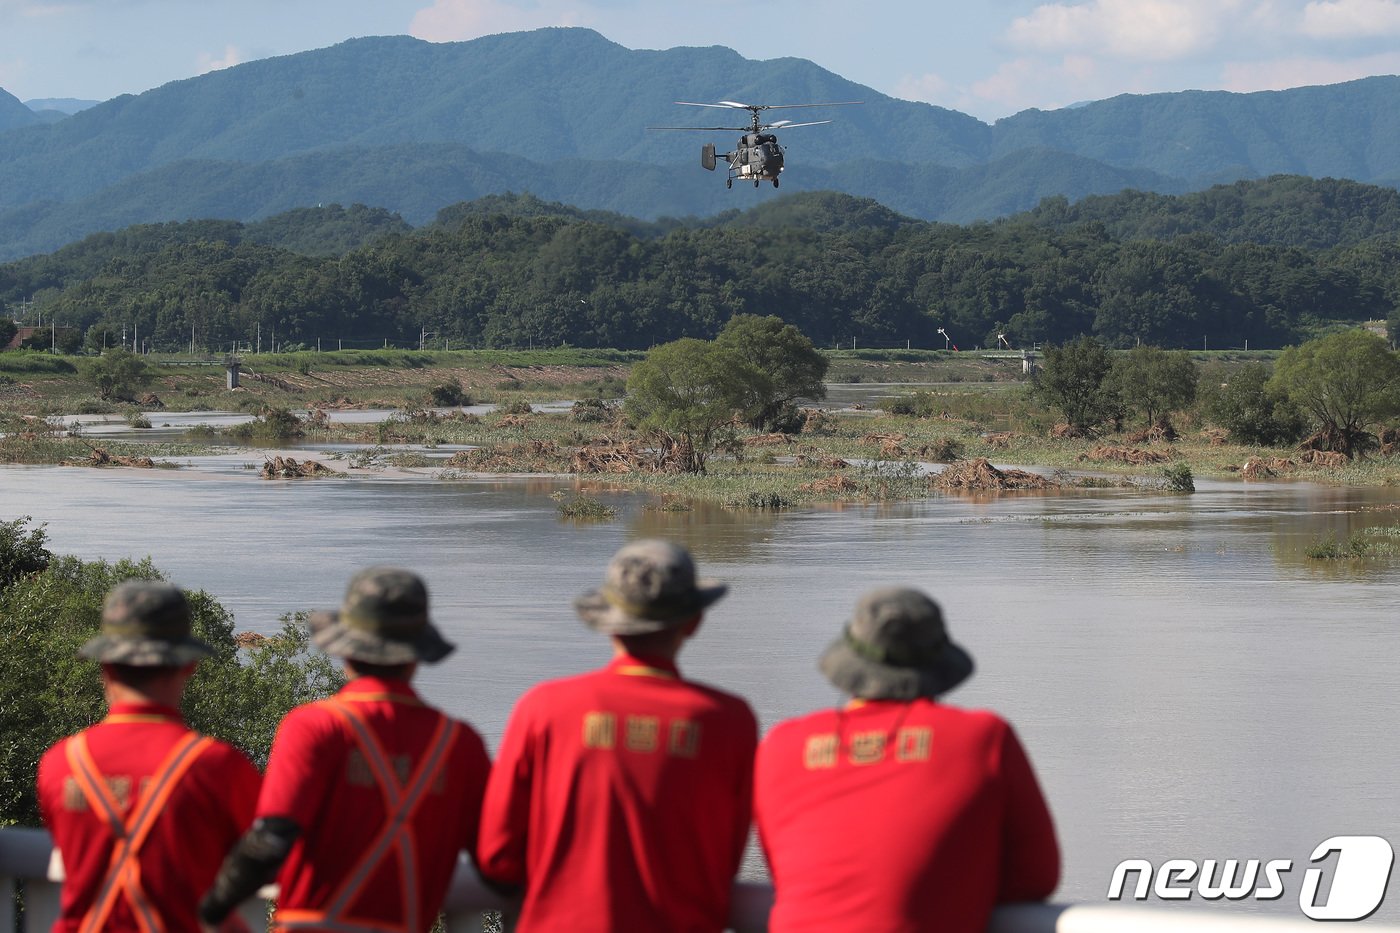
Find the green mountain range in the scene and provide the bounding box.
[0,27,1398,260]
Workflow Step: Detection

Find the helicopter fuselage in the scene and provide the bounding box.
[729,133,784,179]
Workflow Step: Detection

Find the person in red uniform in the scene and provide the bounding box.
[477,539,758,933]
[755,587,1060,933]
[197,566,492,933]
[37,579,262,933]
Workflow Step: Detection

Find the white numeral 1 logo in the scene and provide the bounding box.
[1299,836,1394,920]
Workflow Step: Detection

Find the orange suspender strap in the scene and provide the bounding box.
[274,701,459,933]
[65,730,213,933]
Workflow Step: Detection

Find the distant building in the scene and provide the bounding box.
[6,326,37,350]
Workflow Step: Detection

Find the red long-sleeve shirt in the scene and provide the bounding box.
[755,698,1060,933]
[477,653,758,933]
[37,702,262,933]
[256,676,491,932]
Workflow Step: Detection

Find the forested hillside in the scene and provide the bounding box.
[1023,176,1400,249]
[4,180,1398,354]
[0,29,1398,259]
[0,89,37,133]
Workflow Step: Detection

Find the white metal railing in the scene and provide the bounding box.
[5,827,1400,932]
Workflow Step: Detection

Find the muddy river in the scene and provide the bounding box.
[6,420,1400,918]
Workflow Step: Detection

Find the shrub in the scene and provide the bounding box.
[570,397,618,423]
[429,381,470,407]
[1161,463,1195,492]
[227,407,305,440]
[80,349,151,401]
[497,399,533,415]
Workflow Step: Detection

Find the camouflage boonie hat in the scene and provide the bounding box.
[79,580,214,667]
[819,587,974,701]
[307,567,454,665]
[574,539,727,636]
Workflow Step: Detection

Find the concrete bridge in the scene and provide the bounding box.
[3,827,1394,932]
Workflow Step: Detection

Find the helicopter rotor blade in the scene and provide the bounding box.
[674,101,754,110]
[760,119,832,130]
[758,101,864,110]
[648,125,750,132]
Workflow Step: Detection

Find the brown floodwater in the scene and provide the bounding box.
[6,450,1400,918]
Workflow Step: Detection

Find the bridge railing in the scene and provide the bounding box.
[3,827,1396,933]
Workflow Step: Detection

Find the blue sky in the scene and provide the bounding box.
[2,0,1399,122]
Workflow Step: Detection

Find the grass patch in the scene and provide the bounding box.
[1306,527,1400,560]
[0,352,77,375]
[551,491,616,520]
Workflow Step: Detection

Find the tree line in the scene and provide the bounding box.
[2,185,1400,354]
[1035,330,1400,458]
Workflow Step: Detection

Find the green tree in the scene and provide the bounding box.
[1108,345,1198,428]
[1268,329,1400,457]
[1036,336,1118,433]
[83,323,123,354]
[0,318,15,351]
[0,519,343,827]
[1200,363,1307,446]
[626,338,764,473]
[80,347,151,400]
[714,314,829,431]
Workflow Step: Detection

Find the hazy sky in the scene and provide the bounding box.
[2,0,1399,122]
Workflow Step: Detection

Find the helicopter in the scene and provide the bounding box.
[651,100,861,188]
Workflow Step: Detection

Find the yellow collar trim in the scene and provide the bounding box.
[617,664,676,680]
[340,692,424,706]
[103,713,183,725]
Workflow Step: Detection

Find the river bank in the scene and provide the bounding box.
[8,345,1397,502]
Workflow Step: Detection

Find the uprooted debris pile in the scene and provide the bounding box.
[1237,449,1348,478]
[799,474,861,494]
[983,432,1017,449]
[1241,457,1298,479]
[931,458,1055,491]
[800,409,833,434]
[1080,446,1177,465]
[60,447,156,469]
[571,437,685,474]
[1126,422,1178,443]
[1298,449,1349,468]
[260,456,337,479]
[793,453,850,470]
[861,433,908,457]
[446,441,566,473]
[1200,428,1228,447]
[1051,423,1090,439]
